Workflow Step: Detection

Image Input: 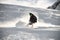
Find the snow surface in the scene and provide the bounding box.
[1,31,55,40]
[0,4,60,28]
[0,0,57,9]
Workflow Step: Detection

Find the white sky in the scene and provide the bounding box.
[0,0,57,9]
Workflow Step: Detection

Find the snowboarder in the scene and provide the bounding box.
[28,13,37,28]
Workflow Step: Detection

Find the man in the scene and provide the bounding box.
[28,13,37,28]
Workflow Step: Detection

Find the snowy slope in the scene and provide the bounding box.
[0,1,60,40]
[0,4,60,40]
[0,3,60,28]
[0,0,57,9]
[0,28,60,40]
